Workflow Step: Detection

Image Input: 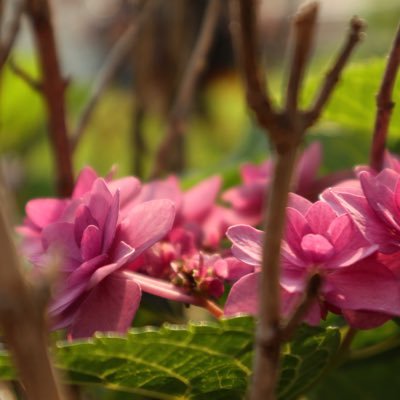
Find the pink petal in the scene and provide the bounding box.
[284,207,311,256]
[295,142,322,194]
[226,225,263,266]
[88,179,113,229]
[301,234,334,262]
[81,225,102,261]
[224,272,259,316]
[102,191,120,253]
[342,309,392,329]
[133,176,182,208]
[88,243,135,289]
[223,257,255,281]
[74,204,97,245]
[72,166,98,199]
[26,198,68,229]
[305,201,337,235]
[117,199,175,256]
[69,274,142,338]
[182,176,221,221]
[324,258,400,315]
[42,222,81,261]
[108,177,141,212]
[287,193,312,214]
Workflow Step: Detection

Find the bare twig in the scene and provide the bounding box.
[9,57,42,91]
[70,0,155,152]
[131,100,146,177]
[25,0,73,197]
[229,0,276,132]
[0,0,25,71]
[150,0,221,178]
[285,2,319,117]
[305,16,365,127]
[280,273,321,342]
[370,22,400,171]
[0,183,66,400]
[230,1,364,399]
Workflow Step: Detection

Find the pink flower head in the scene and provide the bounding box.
[132,174,230,249]
[222,142,322,226]
[322,168,400,255]
[224,194,400,328]
[19,167,176,338]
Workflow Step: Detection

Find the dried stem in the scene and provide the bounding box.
[229,0,276,132]
[150,0,221,178]
[230,1,363,399]
[280,273,321,342]
[370,22,400,171]
[0,0,25,71]
[9,57,42,91]
[70,0,155,152]
[131,100,146,177]
[305,16,365,127]
[252,145,298,400]
[0,186,66,400]
[286,3,318,117]
[25,0,73,197]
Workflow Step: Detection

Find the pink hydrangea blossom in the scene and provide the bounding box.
[321,168,400,255]
[222,142,322,226]
[19,167,177,338]
[131,174,230,249]
[224,194,400,328]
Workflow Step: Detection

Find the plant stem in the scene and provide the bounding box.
[0,185,67,400]
[370,22,400,171]
[251,144,298,400]
[151,0,221,178]
[25,0,73,197]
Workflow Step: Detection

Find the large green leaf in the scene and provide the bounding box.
[0,318,340,399]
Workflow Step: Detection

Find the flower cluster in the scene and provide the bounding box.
[19,142,400,338]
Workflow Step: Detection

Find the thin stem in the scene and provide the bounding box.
[151,0,221,178]
[229,0,276,132]
[0,0,25,71]
[197,298,224,319]
[9,58,42,91]
[370,22,400,171]
[349,334,400,361]
[0,185,67,400]
[122,270,223,319]
[251,145,298,400]
[25,0,74,197]
[305,16,365,127]
[333,326,358,366]
[70,0,155,152]
[285,2,319,117]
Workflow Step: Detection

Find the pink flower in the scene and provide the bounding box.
[321,168,400,255]
[222,142,322,226]
[19,167,176,338]
[224,194,400,328]
[131,175,229,249]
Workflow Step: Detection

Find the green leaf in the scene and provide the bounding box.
[0,318,340,400]
[278,325,341,400]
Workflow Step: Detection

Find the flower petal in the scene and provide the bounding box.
[117,199,175,256]
[26,199,68,229]
[69,274,142,338]
[224,272,259,316]
[226,224,263,266]
[324,258,400,315]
